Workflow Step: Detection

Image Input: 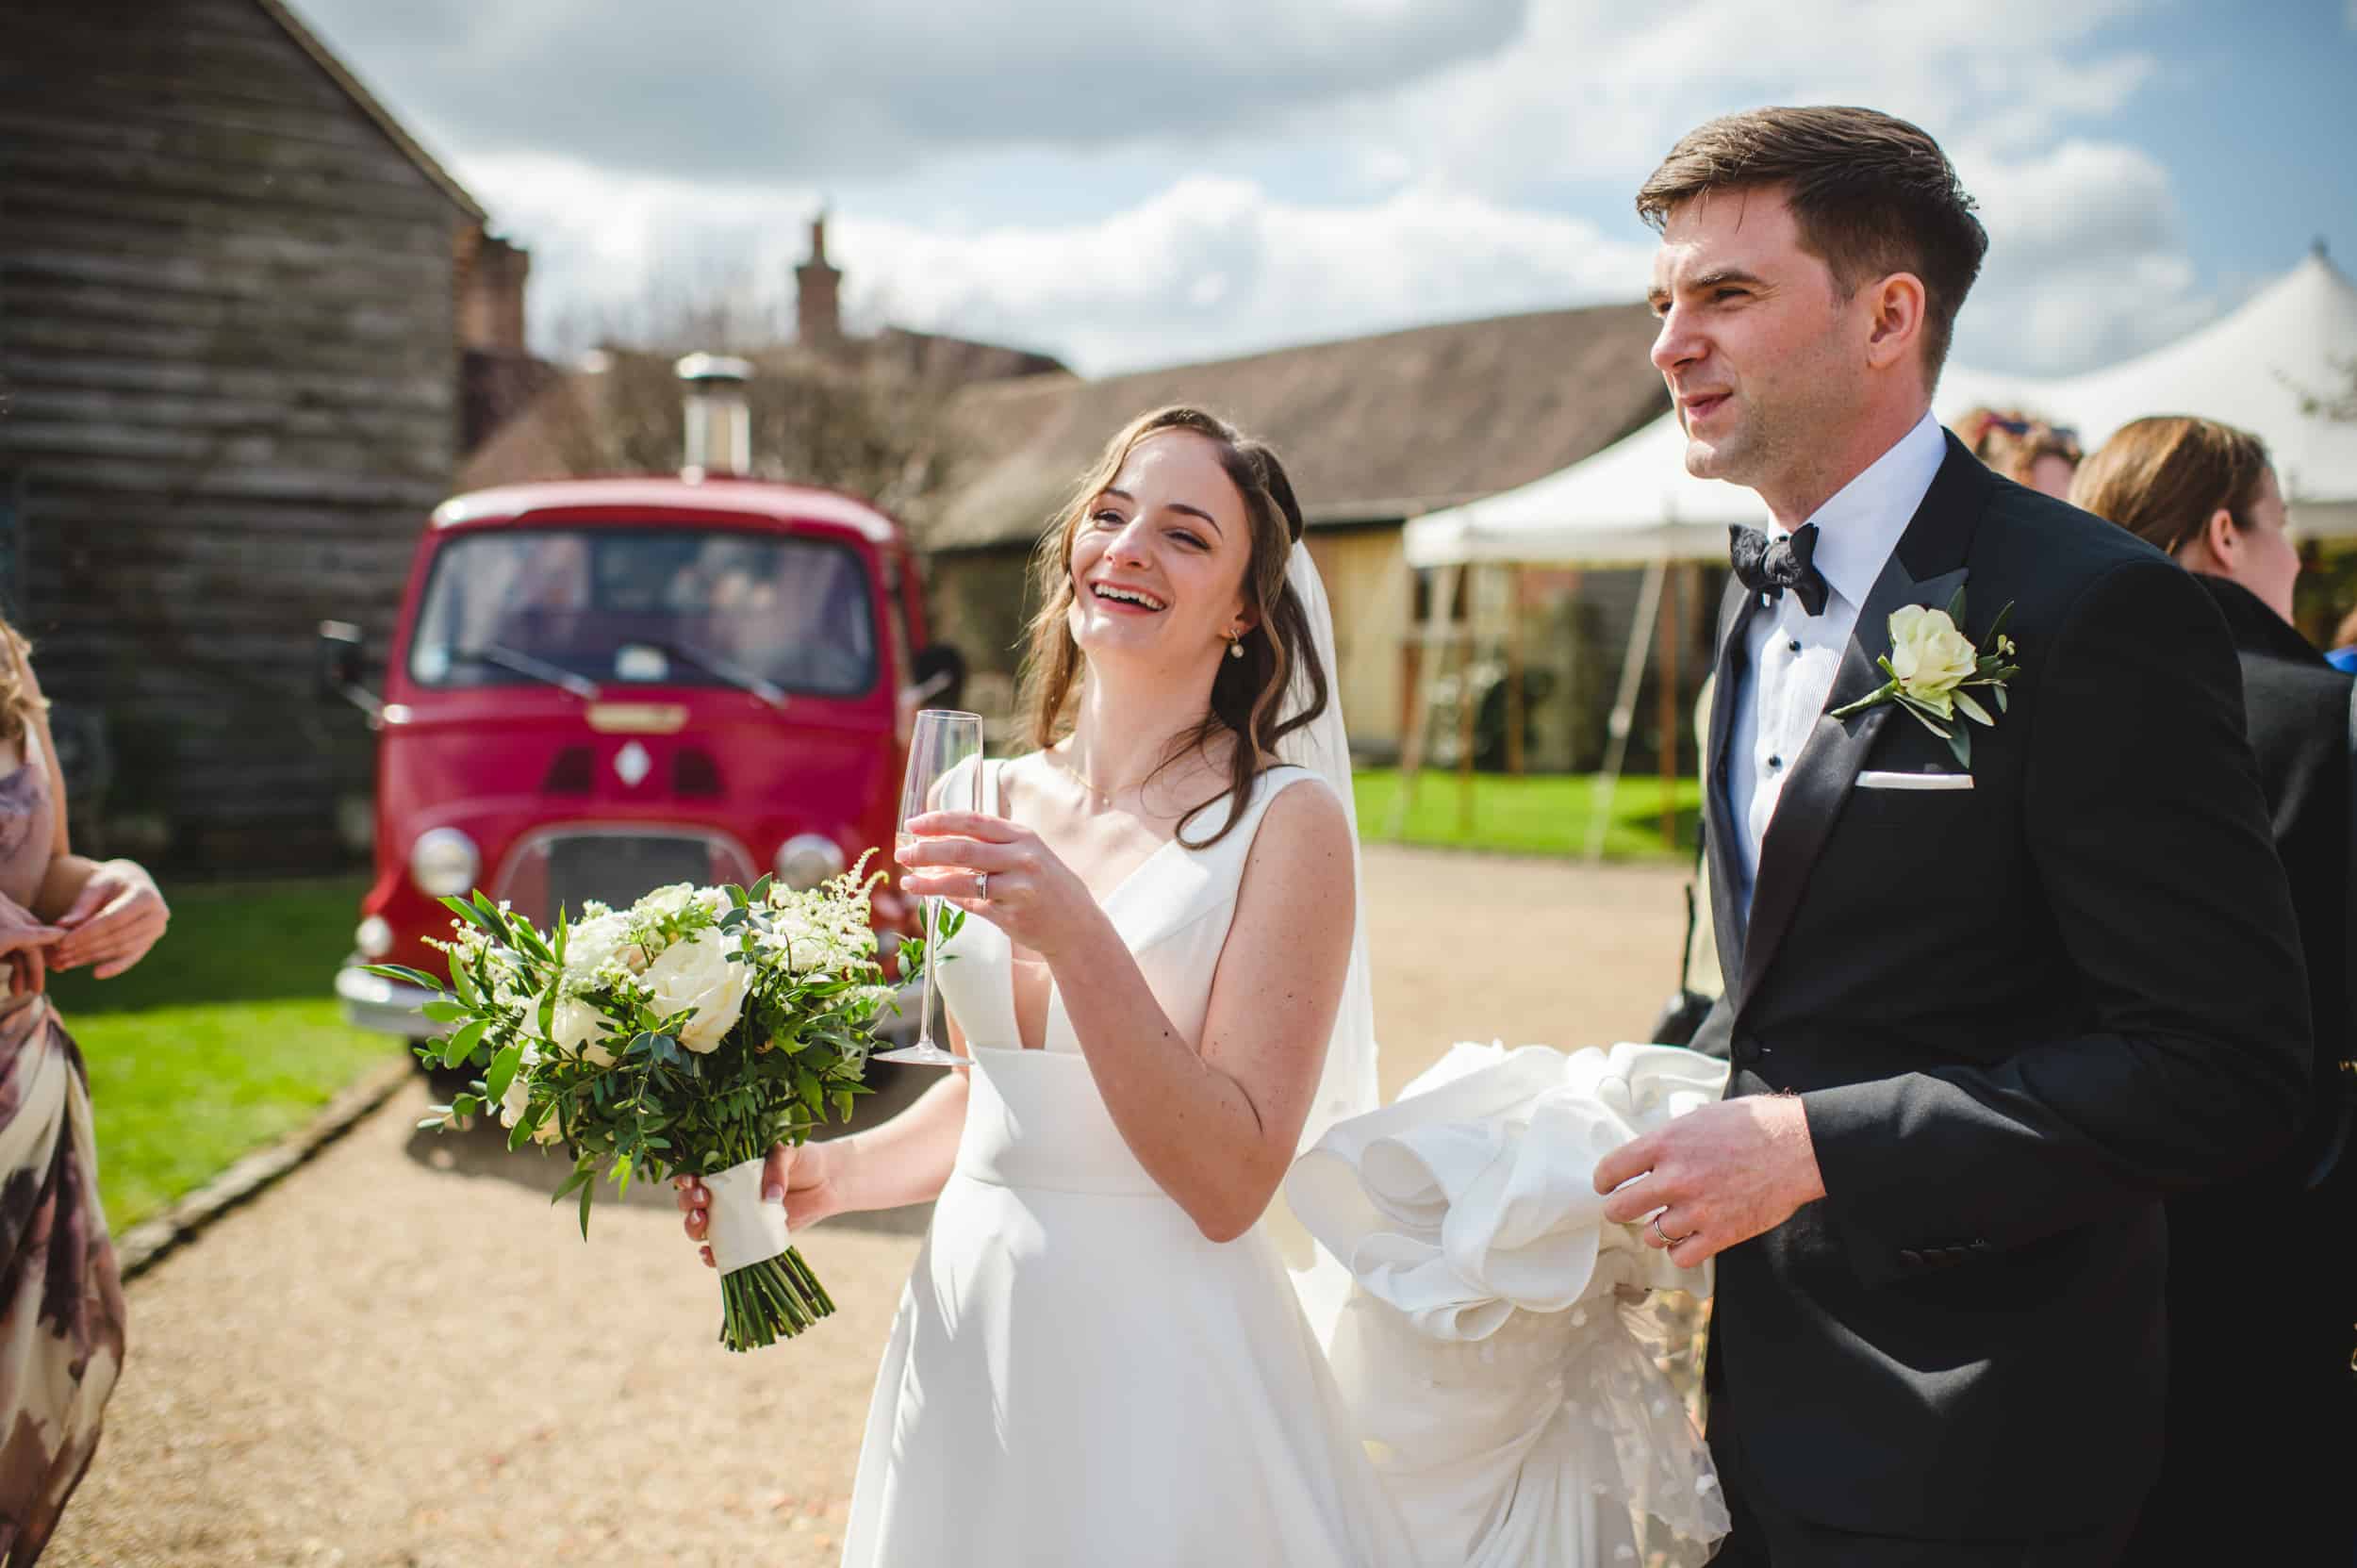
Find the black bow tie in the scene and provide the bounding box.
[1729,522,1829,616]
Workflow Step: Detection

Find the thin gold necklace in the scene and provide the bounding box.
[1045,749,1154,807]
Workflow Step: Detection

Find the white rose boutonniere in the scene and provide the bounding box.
[1832,587,2019,766]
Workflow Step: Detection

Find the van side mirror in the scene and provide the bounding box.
[318,620,382,716]
[908,643,967,710]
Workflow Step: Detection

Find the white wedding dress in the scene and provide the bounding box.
[840,760,1731,1567]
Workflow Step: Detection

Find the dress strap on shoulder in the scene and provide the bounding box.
[1175,765,1323,855]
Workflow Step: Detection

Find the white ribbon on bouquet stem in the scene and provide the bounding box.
[701,1154,792,1274]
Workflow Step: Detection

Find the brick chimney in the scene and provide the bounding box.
[795,212,843,353]
[458,231,531,353]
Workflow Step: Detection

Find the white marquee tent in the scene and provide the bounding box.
[2038,247,2357,536]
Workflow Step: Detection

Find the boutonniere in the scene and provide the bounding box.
[1830,588,2019,767]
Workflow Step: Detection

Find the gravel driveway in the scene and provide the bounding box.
[48,848,1691,1567]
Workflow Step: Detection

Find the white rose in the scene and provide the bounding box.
[536,991,619,1067]
[640,929,749,1053]
[562,912,633,979]
[497,1064,566,1144]
[636,883,697,918]
[635,883,729,923]
[499,1069,532,1129]
[1887,606,1978,712]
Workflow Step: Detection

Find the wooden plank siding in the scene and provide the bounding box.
[2,0,480,868]
[1303,527,1414,755]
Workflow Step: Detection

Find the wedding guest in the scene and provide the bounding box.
[0,618,169,1557]
[1962,406,2081,497]
[2326,603,2357,674]
[2070,414,2354,1566]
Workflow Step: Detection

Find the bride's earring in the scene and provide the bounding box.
[1226,631,1245,660]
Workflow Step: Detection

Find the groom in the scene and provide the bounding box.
[1593,108,2312,1563]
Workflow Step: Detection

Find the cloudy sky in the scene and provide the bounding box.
[298,0,2355,379]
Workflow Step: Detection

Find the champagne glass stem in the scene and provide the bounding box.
[915,893,940,1050]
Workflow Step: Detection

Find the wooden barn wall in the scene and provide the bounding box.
[0,0,467,869]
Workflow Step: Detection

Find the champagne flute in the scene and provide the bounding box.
[873,709,984,1066]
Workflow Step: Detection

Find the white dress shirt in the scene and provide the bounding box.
[1726,409,1947,903]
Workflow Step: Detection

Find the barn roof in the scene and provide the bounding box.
[255,0,486,222]
[919,301,1671,551]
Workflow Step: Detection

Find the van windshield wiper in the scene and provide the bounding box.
[650,639,786,710]
[453,643,601,700]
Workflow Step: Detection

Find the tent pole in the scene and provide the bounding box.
[1390,561,1459,839]
[1505,565,1526,778]
[1586,556,1667,863]
[1457,566,1477,836]
[1658,558,1681,849]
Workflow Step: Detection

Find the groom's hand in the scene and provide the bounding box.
[1593,1095,1827,1269]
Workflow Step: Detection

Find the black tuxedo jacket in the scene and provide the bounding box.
[2121,574,2356,1564]
[1692,435,2311,1538]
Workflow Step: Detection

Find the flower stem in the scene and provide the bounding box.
[714,1246,833,1352]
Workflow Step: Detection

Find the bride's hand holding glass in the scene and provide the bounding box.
[895,811,1108,962]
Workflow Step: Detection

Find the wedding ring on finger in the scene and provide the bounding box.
[974,871,989,901]
[1653,1213,1689,1248]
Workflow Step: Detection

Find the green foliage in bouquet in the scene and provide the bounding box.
[368,854,952,1351]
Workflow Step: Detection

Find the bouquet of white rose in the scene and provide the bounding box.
[370,856,915,1350]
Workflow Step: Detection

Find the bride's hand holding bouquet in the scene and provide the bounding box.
[376,855,931,1351]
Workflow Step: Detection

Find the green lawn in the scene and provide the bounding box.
[1353,769,1704,860]
[49,876,406,1234]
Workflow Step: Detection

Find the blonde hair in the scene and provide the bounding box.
[0,622,43,748]
[1017,406,1328,848]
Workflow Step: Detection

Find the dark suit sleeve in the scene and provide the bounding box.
[1803,557,2310,1286]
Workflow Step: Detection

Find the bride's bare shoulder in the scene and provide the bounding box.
[1243,774,1351,883]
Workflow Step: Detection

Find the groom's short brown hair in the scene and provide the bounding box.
[1636,107,1989,382]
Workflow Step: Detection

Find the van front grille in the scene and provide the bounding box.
[542,834,713,921]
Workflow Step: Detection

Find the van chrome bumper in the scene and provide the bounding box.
[336,962,437,1038]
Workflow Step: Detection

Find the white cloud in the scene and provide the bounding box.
[476,155,1658,373]
[1952,139,2218,374]
[296,0,1529,183]
[1344,0,2161,193]
[1323,0,2211,375]
[452,152,822,349]
[426,0,2221,381]
[835,177,1656,371]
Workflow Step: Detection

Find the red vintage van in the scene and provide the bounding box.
[324,356,958,1047]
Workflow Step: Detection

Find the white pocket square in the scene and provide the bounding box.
[1856,770,1973,791]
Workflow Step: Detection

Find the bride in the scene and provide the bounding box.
[675,407,1730,1566]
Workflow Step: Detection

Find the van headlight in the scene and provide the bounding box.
[410,828,482,897]
[775,834,846,890]
[354,916,393,958]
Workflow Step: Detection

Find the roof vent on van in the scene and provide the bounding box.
[675,352,753,481]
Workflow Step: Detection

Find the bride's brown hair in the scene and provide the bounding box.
[1016,406,1329,849]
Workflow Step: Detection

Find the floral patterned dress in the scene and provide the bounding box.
[0,733,124,1564]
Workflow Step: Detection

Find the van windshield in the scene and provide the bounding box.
[407,527,877,698]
